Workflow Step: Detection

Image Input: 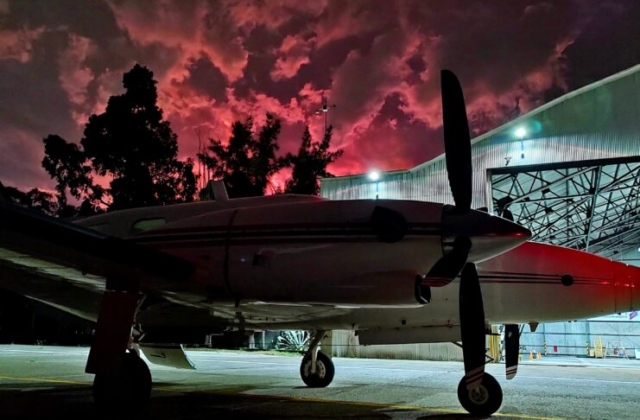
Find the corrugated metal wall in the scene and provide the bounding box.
[330,330,464,361]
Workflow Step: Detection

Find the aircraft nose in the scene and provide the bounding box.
[442,207,531,263]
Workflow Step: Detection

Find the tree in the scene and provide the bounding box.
[41,64,197,214]
[2,185,60,217]
[198,113,286,198]
[285,125,343,195]
[42,134,104,216]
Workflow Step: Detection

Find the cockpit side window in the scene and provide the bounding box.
[130,218,166,235]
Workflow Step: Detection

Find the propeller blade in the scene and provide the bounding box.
[425,236,471,285]
[504,324,520,380]
[441,70,472,213]
[459,262,486,390]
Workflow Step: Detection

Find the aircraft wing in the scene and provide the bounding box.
[0,196,194,295]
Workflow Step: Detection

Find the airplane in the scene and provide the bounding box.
[0,70,637,417]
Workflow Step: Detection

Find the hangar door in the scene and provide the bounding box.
[489,156,640,260]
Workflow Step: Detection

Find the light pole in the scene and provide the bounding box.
[315,93,336,135]
[516,127,526,159]
[368,171,380,199]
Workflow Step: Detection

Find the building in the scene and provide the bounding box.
[320,63,640,359]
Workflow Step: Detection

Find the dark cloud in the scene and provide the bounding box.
[562,1,640,91]
[181,55,228,103]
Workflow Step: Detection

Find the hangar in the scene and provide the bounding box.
[321,64,640,263]
[320,63,640,358]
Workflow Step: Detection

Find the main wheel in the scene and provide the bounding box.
[93,351,152,415]
[457,372,503,416]
[300,351,335,388]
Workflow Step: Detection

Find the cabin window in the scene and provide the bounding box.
[130,218,166,234]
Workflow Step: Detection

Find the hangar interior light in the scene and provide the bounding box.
[368,171,380,181]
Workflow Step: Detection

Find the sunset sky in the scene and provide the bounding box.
[1,0,639,193]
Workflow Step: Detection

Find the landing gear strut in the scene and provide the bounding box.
[299,330,335,388]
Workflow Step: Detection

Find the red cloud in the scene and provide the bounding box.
[270,34,315,81]
[106,0,248,83]
[2,0,623,197]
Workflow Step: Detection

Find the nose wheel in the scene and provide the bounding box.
[457,372,503,417]
[300,350,335,388]
[299,330,335,388]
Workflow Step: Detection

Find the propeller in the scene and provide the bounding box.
[440,69,472,213]
[459,263,486,389]
[425,70,473,282]
[425,70,488,391]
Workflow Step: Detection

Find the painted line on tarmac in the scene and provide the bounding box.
[0,375,88,385]
[0,349,87,356]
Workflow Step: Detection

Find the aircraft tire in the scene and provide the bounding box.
[92,351,152,415]
[457,372,503,417]
[300,351,335,388]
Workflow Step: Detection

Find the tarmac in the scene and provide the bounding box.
[0,344,639,419]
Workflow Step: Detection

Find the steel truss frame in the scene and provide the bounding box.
[490,156,640,260]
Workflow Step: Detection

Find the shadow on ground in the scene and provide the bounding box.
[0,381,496,419]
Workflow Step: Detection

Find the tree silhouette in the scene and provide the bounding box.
[3,185,60,217]
[41,64,197,214]
[198,113,286,198]
[285,125,343,195]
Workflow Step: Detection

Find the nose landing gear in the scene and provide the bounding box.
[299,330,335,388]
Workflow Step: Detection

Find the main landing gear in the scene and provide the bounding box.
[93,350,152,414]
[85,290,152,416]
[299,330,335,388]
